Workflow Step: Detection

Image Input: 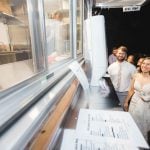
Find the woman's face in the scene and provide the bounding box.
[137,58,144,66]
[127,55,134,64]
[141,59,150,73]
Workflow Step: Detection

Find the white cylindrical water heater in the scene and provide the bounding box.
[84,15,108,86]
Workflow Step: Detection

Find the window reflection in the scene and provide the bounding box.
[44,0,71,66]
[77,0,83,55]
[0,0,37,90]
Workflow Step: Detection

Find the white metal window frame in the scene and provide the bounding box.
[0,0,84,137]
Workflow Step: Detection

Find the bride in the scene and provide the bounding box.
[124,57,150,143]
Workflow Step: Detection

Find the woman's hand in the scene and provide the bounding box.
[124,102,129,111]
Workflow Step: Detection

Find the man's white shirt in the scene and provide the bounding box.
[107,61,136,92]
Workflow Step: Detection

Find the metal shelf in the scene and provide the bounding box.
[0,12,23,25]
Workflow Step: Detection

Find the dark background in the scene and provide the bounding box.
[92,3,150,58]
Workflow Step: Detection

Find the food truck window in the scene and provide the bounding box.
[0,0,45,91]
[44,0,72,67]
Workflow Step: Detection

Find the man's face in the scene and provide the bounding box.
[113,49,117,55]
[116,49,126,62]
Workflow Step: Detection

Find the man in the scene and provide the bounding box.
[107,46,136,107]
[127,55,135,65]
[108,47,117,65]
[136,57,145,72]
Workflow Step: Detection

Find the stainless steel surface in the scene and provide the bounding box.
[66,77,122,126]
[54,77,122,149]
[0,71,76,149]
[95,0,148,8]
[78,78,120,110]
[0,12,22,25]
[0,60,72,134]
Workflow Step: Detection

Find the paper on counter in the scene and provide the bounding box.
[60,129,138,150]
[69,61,89,90]
[76,109,149,149]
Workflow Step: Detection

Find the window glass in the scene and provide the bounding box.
[44,0,71,66]
[0,0,42,91]
[77,0,83,55]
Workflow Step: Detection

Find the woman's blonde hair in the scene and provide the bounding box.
[139,57,150,74]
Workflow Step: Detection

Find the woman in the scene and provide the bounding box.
[137,57,145,72]
[124,57,150,142]
[127,55,135,65]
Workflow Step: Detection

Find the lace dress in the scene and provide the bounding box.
[129,80,150,141]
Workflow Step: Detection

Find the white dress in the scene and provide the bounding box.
[129,80,150,141]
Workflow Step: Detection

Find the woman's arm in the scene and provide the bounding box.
[123,77,135,111]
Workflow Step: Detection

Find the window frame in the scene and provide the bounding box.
[0,0,84,135]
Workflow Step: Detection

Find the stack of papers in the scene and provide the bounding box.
[61,109,149,150]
